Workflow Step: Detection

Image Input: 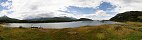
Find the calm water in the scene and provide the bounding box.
[4,21,118,29]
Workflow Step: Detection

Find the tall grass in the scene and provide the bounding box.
[0,22,142,40]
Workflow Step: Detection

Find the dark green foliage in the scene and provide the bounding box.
[110,11,142,22]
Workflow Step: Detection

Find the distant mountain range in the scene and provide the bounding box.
[0,16,93,23]
[1,11,142,23]
[110,11,142,22]
[25,17,77,21]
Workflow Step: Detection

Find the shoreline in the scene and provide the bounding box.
[0,22,142,40]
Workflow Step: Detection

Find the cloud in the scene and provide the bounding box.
[0,0,12,17]
[1,1,11,8]
[6,0,104,20]
[105,0,142,13]
[1,0,142,20]
[82,10,113,20]
[0,10,9,16]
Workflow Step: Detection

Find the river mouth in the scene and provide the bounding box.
[3,21,119,29]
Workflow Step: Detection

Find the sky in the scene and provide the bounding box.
[0,0,142,20]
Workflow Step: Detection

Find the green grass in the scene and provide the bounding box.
[0,22,142,40]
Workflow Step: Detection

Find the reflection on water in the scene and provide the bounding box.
[4,21,119,29]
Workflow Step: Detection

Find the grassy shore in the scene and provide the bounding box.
[0,22,142,40]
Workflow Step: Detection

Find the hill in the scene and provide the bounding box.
[0,16,93,23]
[78,18,93,21]
[0,16,20,23]
[24,17,77,21]
[110,11,142,22]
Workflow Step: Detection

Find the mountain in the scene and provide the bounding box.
[0,16,19,22]
[78,18,93,21]
[25,17,77,21]
[110,11,142,22]
[0,16,93,23]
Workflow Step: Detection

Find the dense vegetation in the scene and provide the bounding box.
[110,11,142,22]
[0,22,142,40]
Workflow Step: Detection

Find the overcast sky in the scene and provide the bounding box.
[0,0,142,20]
